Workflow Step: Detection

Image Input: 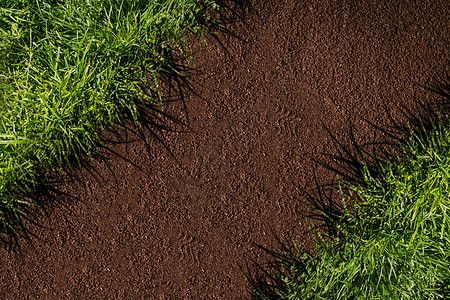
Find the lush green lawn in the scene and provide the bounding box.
[0,0,221,238]
[253,92,450,299]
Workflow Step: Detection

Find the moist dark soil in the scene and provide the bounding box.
[0,0,449,299]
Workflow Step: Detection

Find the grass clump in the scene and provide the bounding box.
[0,0,221,238]
[254,110,450,299]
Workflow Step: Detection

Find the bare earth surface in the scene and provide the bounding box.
[0,0,449,299]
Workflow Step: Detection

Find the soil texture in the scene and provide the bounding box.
[0,0,449,299]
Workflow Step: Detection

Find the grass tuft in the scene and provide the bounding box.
[0,0,222,239]
[253,105,450,298]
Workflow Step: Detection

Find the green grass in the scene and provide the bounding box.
[253,103,450,299]
[0,0,222,238]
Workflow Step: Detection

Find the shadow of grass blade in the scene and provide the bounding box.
[253,87,450,298]
[0,0,223,240]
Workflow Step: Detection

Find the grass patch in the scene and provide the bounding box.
[0,0,222,239]
[253,91,450,299]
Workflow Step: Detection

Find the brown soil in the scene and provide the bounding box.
[0,0,449,299]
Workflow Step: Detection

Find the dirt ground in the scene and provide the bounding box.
[0,0,449,299]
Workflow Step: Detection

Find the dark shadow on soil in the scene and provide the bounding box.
[0,180,80,254]
[0,1,253,252]
[309,70,450,232]
[246,70,450,299]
